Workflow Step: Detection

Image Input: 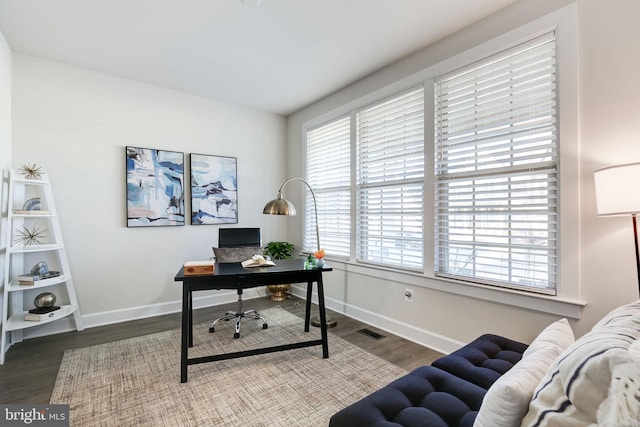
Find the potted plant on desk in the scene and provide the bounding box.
[264,241,295,301]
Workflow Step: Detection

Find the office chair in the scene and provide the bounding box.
[210,227,268,338]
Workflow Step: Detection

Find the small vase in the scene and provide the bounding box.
[315,258,325,268]
[305,254,316,269]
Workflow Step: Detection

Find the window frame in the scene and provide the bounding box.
[304,115,352,257]
[434,32,559,294]
[300,4,582,318]
[355,86,425,271]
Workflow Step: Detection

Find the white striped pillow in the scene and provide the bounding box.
[521,301,640,427]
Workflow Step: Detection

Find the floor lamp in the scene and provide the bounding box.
[263,177,337,328]
[594,163,640,296]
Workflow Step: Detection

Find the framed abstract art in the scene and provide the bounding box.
[190,154,238,225]
[126,146,185,227]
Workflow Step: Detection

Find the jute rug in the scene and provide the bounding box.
[51,307,407,426]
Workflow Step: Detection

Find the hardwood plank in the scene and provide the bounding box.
[0,295,442,404]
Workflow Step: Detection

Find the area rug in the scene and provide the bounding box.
[51,307,407,426]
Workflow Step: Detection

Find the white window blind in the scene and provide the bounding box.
[356,87,425,270]
[434,32,557,293]
[305,116,351,256]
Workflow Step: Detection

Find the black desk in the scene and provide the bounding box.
[174,258,331,383]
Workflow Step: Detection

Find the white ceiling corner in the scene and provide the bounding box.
[0,0,518,116]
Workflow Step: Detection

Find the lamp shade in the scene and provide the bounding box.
[263,177,320,250]
[262,194,297,216]
[594,163,640,216]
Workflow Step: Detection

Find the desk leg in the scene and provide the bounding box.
[304,280,313,332]
[188,290,193,348]
[181,285,190,383]
[316,274,329,358]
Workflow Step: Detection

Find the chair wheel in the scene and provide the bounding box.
[263,323,268,329]
[234,332,240,339]
[209,326,215,333]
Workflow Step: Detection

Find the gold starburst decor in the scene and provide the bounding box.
[14,223,48,247]
[19,163,43,180]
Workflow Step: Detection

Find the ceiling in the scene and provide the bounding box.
[0,0,518,116]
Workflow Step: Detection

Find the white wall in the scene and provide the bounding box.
[0,29,11,332]
[579,0,640,325]
[0,30,9,169]
[11,54,287,331]
[288,0,640,352]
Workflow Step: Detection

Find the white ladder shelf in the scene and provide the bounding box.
[1,169,84,364]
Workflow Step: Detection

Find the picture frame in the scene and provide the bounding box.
[190,154,238,225]
[126,146,185,227]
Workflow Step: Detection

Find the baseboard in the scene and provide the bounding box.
[20,288,266,340]
[289,285,464,355]
[19,285,463,355]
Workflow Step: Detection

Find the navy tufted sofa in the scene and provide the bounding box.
[329,334,528,427]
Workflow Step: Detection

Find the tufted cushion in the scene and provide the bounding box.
[212,246,262,263]
[329,334,528,427]
[432,334,528,389]
[329,366,486,427]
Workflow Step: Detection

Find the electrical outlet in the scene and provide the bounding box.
[404,288,414,303]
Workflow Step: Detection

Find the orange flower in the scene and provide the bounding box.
[313,249,326,259]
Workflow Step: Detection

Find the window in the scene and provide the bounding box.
[304,88,425,270]
[356,87,425,270]
[304,116,351,256]
[301,6,580,316]
[434,32,558,293]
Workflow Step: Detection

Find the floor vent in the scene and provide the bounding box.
[358,328,385,340]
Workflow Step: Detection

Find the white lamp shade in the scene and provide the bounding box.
[594,163,640,216]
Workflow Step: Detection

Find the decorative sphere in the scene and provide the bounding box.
[34,292,56,308]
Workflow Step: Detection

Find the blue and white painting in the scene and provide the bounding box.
[190,154,238,225]
[126,146,185,227]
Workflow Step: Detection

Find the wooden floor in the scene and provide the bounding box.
[0,295,442,404]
